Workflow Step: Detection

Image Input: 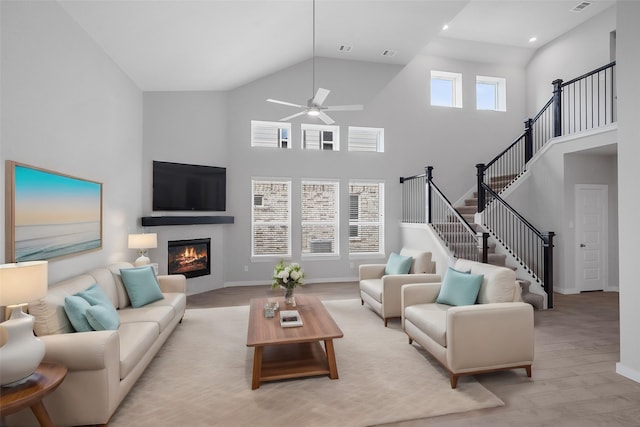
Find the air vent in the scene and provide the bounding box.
[570,1,592,12]
[382,49,397,57]
[338,45,352,52]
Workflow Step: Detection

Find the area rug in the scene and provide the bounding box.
[109,299,503,426]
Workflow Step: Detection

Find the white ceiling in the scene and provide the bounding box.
[57,0,615,92]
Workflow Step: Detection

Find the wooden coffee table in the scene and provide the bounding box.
[246,295,343,389]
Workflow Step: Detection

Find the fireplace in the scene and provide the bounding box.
[167,238,211,278]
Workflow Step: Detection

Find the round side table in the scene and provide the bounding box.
[0,362,67,427]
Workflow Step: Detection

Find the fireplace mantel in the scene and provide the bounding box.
[141,216,234,226]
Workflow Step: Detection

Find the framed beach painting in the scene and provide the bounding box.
[5,161,103,262]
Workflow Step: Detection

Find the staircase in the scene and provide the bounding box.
[454,179,545,310]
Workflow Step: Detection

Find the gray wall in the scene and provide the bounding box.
[617,0,640,384]
[0,0,143,283]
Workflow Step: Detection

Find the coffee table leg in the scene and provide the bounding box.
[30,401,54,427]
[252,346,263,390]
[324,339,339,379]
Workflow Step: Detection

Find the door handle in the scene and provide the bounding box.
[580,243,586,248]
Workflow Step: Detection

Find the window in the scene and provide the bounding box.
[301,124,339,150]
[349,194,359,237]
[251,179,291,257]
[301,180,339,256]
[476,76,506,111]
[431,70,463,108]
[348,127,384,152]
[348,181,384,255]
[251,120,291,148]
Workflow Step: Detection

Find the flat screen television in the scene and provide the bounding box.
[153,161,226,211]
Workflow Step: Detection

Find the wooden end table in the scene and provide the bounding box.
[0,362,67,427]
[246,295,343,389]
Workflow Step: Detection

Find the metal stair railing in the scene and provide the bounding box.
[401,167,488,263]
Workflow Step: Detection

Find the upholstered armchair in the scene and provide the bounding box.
[401,259,534,388]
[359,248,440,326]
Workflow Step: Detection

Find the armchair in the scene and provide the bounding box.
[401,259,534,388]
[359,249,440,326]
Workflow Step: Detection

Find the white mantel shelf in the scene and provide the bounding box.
[141,216,234,226]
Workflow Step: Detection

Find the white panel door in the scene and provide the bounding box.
[575,184,608,292]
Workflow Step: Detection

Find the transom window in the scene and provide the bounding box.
[348,126,384,152]
[251,120,291,148]
[431,70,463,108]
[301,124,339,151]
[476,75,507,112]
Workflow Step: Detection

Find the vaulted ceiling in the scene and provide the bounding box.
[57,0,615,91]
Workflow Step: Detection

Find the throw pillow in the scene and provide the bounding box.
[436,267,484,306]
[85,305,120,331]
[120,266,164,308]
[63,295,94,332]
[384,252,413,275]
[78,283,113,307]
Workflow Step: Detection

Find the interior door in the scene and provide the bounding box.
[575,184,608,292]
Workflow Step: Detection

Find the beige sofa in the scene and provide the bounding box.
[401,259,534,388]
[6,262,186,427]
[359,249,440,326]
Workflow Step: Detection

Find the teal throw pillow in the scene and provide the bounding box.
[384,252,413,275]
[85,305,120,331]
[120,266,164,308]
[64,295,93,332]
[436,267,484,306]
[77,284,120,330]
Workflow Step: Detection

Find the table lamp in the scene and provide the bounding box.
[128,233,157,266]
[0,261,48,386]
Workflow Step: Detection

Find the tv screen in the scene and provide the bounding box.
[153,161,226,211]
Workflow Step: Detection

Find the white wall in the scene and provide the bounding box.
[616,0,640,384]
[0,0,143,283]
[526,6,616,114]
[142,91,229,294]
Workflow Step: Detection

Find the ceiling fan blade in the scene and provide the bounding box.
[325,104,364,112]
[280,111,306,122]
[318,111,335,125]
[312,88,330,106]
[267,98,303,108]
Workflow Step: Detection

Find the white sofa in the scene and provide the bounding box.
[359,249,440,326]
[401,259,534,388]
[5,262,186,427]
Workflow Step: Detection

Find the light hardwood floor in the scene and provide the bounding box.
[188,284,640,426]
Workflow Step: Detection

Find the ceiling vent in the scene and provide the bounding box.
[338,45,352,52]
[570,1,592,12]
[382,49,397,57]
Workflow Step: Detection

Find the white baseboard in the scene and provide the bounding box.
[616,362,640,384]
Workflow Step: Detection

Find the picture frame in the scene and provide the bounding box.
[5,161,103,262]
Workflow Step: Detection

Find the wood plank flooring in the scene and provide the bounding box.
[188,284,640,426]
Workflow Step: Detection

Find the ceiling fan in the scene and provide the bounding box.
[266,0,363,125]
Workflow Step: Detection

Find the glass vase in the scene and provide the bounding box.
[283,287,295,306]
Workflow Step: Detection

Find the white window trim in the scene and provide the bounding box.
[301,123,340,151]
[348,180,385,256]
[476,75,507,112]
[251,177,292,260]
[301,179,340,258]
[251,120,291,149]
[431,70,463,108]
[348,126,384,152]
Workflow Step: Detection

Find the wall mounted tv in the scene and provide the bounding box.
[153,161,226,211]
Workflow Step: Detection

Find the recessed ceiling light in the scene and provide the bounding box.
[571,1,592,13]
[529,36,537,43]
[442,24,449,31]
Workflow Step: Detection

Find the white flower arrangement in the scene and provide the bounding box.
[271,260,305,290]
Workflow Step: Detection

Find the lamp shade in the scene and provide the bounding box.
[0,261,48,307]
[128,233,157,249]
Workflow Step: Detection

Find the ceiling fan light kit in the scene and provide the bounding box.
[266,0,363,125]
